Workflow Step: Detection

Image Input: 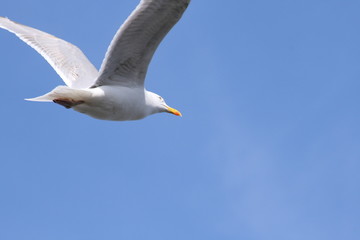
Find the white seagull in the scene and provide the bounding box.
[0,0,190,121]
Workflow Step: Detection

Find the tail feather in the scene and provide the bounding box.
[25,85,91,102]
[25,95,53,102]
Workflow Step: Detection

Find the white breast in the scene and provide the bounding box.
[73,86,150,121]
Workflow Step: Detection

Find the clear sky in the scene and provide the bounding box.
[0,0,359,239]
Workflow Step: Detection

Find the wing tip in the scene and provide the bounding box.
[0,16,10,23]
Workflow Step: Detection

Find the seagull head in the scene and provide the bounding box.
[147,91,182,117]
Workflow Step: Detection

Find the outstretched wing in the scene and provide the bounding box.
[94,0,190,88]
[0,17,98,89]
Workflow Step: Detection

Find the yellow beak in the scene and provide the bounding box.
[166,106,182,116]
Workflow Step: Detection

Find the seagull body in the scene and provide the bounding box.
[0,0,190,121]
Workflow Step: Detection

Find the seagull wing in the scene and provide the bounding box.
[0,17,98,89]
[93,0,190,88]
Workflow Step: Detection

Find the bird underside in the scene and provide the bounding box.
[53,98,85,109]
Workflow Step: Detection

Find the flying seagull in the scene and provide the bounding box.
[0,0,190,121]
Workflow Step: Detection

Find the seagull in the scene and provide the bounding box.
[0,0,190,121]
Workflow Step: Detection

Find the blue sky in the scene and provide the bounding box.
[1,0,359,239]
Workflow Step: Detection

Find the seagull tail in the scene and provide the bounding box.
[25,85,91,102]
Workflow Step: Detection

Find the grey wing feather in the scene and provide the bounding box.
[0,17,98,89]
[94,0,190,88]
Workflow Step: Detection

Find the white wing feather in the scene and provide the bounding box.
[94,0,190,88]
[0,17,98,89]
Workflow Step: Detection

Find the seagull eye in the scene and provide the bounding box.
[158,96,163,100]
